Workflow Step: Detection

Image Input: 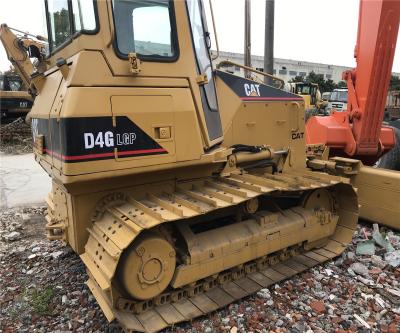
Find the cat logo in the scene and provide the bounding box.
[244,83,261,97]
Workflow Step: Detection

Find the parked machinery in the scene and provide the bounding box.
[0,24,46,119]
[29,0,359,331]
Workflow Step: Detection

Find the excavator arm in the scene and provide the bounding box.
[306,0,400,230]
[306,0,400,164]
[0,23,46,90]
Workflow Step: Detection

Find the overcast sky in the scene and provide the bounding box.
[0,0,399,72]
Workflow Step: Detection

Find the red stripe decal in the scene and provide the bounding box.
[43,148,167,161]
[240,97,303,101]
[117,148,167,156]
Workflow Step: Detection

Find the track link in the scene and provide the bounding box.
[82,170,358,332]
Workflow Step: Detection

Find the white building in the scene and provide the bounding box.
[214,51,400,83]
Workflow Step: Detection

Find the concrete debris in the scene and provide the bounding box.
[385,250,400,268]
[354,313,372,329]
[1,209,400,332]
[372,223,395,252]
[387,288,400,298]
[350,262,370,276]
[3,231,22,241]
[0,117,32,155]
[356,240,376,255]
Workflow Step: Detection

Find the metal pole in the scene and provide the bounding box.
[264,0,274,85]
[244,0,251,78]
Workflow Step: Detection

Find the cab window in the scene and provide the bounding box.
[112,0,178,60]
[45,0,97,53]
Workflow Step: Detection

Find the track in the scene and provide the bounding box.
[80,169,358,332]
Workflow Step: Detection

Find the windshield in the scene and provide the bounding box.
[297,85,311,95]
[8,78,22,91]
[45,0,97,53]
[112,0,177,59]
[322,92,331,101]
[330,90,348,103]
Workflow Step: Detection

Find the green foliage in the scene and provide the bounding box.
[53,9,71,47]
[289,75,305,83]
[295,71,348,93]
[390,75,400,91]
[28,286,54,315]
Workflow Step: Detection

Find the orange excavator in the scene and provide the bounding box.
[306,0,399,165]
[305,0,400,229]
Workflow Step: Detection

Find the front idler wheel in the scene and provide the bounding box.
[117,233,176,301]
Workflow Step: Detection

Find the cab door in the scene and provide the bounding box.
[186,0,223,143]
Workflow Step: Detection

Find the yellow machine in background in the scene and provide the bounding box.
[286,82,325,111]
[0,24,46,119]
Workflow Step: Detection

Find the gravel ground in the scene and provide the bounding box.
[0,207,399,333]
[0,118,32,155]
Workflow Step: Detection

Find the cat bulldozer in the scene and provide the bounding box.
[29,0,359,332]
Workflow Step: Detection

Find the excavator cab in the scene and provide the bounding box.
[29,1,360,331]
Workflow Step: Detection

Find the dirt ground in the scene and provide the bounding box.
[0,118,32,155]
[0,206,399,333]
[0,119,399,332]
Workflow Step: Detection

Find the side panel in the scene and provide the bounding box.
[33,86,204,176]
[215,71,307,169]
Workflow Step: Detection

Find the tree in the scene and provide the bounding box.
[337,81,347,89]
[389,75,400,91]
[53,9,70,47]
[305,71,333,93]
[289,75,305,83]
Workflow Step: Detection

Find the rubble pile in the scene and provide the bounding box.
[173,223,400,333]
[0,118,32,154]
[1,207,399,333]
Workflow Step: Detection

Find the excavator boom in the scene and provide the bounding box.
[306,0,400,164]
[0,23,46,89]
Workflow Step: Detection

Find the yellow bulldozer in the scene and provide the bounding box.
[24,0,397,332]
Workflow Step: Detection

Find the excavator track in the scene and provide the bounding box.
[81,170,358,333]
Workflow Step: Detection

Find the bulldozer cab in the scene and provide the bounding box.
[41,0,222,148]
[291,82,319,107]
[0,74,24,92]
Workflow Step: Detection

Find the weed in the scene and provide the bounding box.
[29,286,54,315]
